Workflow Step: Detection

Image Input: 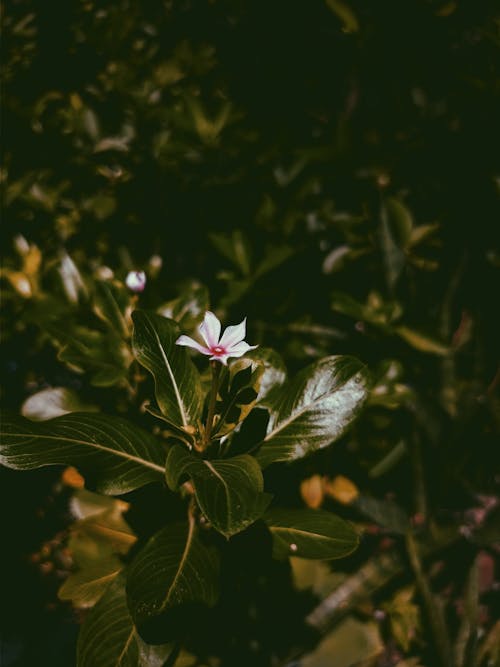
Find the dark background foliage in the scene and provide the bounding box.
[1,1,499,666]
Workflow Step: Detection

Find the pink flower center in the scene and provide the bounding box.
[211,345,226,355]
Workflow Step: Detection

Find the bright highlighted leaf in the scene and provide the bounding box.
[21,387,98,421]
[256,356,369,467]
[77,575,174,667]
[246,347,287,406]
[126,518,219,631]
[166,445,271,537]
[265,508,359,560]
[0,412,165,495]
[132,310,203,430]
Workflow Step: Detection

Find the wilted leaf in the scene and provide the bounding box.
[302,616,383,667]
[59,498,136,608]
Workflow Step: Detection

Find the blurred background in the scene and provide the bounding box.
[1,1,499,666]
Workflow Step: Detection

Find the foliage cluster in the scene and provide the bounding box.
[1,1,499,666]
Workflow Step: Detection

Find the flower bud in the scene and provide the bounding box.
[125,270,146,293]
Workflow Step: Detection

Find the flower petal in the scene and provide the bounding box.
[210,354,230,365]
[198,311,221,348]
[219,318,247,349]
[226,341,258,358]
[175,335,211,355]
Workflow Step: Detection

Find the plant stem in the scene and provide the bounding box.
[203,361,221,447]
[406,531,452,667]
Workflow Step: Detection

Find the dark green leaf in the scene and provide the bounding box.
[166,445,270,537]
[256,356,369,467]
[132,310,203,429]
[93,279,132,338]
[126,518,219,629]
[48,322,132,387]
[77,575,174,667]
[265,508,359,559]
[213,358,264,437]
[0,412,165,494]
[353,495,410,535]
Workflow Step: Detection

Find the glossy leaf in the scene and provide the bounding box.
[256,356,369,467]
[0,412,165,494]
[77,575,174,667]
[265,508,359,560]
[132,310,203,429]
[126,518,219,629]
[246,347,287,406]
[166,445,270,537]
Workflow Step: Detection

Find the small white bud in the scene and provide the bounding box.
[126,270,146,293]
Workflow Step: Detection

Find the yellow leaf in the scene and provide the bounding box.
[325,475,359,504]
[300,475,325,509]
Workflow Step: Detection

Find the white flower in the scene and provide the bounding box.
[125,270,146,293]
[176,311,257,365]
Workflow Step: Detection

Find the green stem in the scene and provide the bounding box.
[406,531,452,667]
[203,361,221,447]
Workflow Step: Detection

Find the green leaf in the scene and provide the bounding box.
[77,575,174,667]
[126,518,219,630]
[93,279,132,338]
[48,323,132,387]
[353,495,410,535]
[166,445,270,537]
[380,198,413,289]
[0,412,165,494]
[325,0,359,33]
[395,325,450,356]
[256,356,369,467]
[21,387,98,421]
[384,198,414,249]
[157,282,209,332]
[209,229,252,276]
[132,310,203,429]
[246,348,287,406]
[213,358,264,437]
[265,508,359,559]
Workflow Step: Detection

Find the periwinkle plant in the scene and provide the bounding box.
[1,307,370,666]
